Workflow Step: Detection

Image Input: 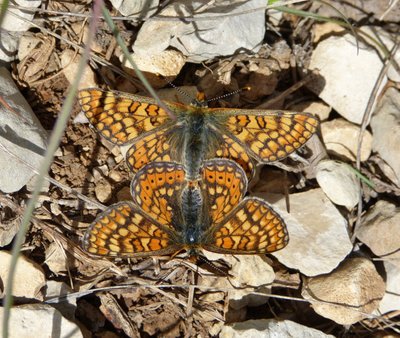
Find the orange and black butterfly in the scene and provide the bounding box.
[78,88,319,180]
[82,159,288,257]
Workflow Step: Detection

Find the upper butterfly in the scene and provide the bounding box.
[83,158,288,257]
[78,88,319,180]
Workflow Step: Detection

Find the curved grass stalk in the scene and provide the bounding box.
[1,1,104,337]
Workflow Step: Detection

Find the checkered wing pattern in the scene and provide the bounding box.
[82,202,179,257]
[212,133,255,179]
[200,159,247,225]
[78,88,172,145]
[213,108,319,163]
[130,162,186,228]
[203,198,289,254]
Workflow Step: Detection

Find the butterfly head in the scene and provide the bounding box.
[191,92,208,108]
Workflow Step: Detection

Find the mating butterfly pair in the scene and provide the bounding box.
[79,88,318,257]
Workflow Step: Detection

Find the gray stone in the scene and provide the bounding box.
[316,160,361,209]
[256,189,353,276]
[133,0,266,63]
[370,87,400,186]
[307,34,387,124]
[0,68,48,193]
[302,258,385,325]
[220,319,335,338]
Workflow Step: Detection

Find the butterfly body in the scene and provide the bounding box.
[178,106,224,180]
[180,185,204,243]
[78,88,319,180]
[83,159,289,257]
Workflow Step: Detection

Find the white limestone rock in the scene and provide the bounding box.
[61,49,96,88]
[321,118,372,161]
[307,34,387,124]
[0,68,48,193]
[46,280,77,322]
[133,0,266,63]
[0,251,45,301]
[121,49,187,84]
[316,159,361,210]
[301,257,385,325]
[356,200,400,267]
[201,253,275,310]
[0,304,83,338]
[1,0,41,32]
[110,0,159,17]
[220,319,335,338]
[379,261,400,315]
[0,31,19,62]
[290,100,331,122]
[370,87,400,186]
[256,189,353,277]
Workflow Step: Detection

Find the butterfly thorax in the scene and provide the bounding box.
[182,108,222,180]
[183,110,208,180]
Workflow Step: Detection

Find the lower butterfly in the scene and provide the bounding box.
[82,159,288,257]
[78,88,319,180]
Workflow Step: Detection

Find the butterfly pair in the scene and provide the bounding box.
[83,158,288,257]
[78,88,319,180]
[79,87,318,257]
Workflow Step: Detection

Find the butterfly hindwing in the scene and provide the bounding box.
[83,202,180,257]
[203,198,289,254]
[201,159,247,225]
[130,162,186,228]
[78,88,172,145]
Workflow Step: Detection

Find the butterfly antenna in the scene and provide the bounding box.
[197,255,231,277]
[169,82,195,101]
[156,73,194,102]
[205,86,251,104]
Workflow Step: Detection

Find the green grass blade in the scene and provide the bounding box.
[1,2,103,337]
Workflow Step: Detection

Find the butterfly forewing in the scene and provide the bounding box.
[213,109,319,163]
[79,88,319,178]
[125,128,173,173]
[201,159,247,225]
[83,202,180,257]
[78,88,172,145]
[130,162,186,228]
[203,198,288,254]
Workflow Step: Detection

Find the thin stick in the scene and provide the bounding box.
[353,39,400,239]
[7,0,308,22]
[256,71,317,109]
